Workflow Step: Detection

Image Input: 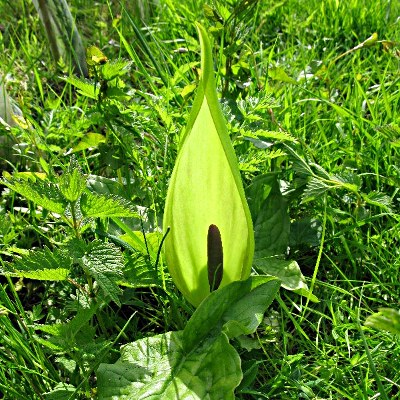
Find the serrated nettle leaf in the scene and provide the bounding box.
[122,257,159,289]
[101,59,133,81]
[243,135,274,149]
[59,157,87,202]
[163,24,254,307]
[2,173,66,215]
[8,247,71,281]
[311,163,332,180]
[97,331,241,400]
[301,170,361,203]
[247,129,297,143]
[301,177,330,203]
[363,191,393,212]
[6,171,47,181]
[80,192,138,218]
[375,123,400,137]
[334,170,362,189]
[64,76,99,99]
[311,165,359,193]
[81,240,123,305]
[283,144,313,177]
[65,237,88,261]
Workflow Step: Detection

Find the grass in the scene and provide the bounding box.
[0,0,399,398]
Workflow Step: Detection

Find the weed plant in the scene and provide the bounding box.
[0,0,399,398]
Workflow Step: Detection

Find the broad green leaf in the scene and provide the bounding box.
[2,172,66,215]
[7,247,71,280]
[97,275,279,399]
[81,240,124,305]
[237,359,259,390]
[97,331,241,400]
[222,279,282,337]
[246,173,275,220]
[365,308,400,335]
[254,176,290,258]
[253,258,319,302]
[80,192,138,218]
[183,275,280,351]
[163,24,254,306]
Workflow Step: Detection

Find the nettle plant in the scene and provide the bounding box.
[1,157,138,305]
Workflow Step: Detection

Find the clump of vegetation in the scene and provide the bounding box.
[0,0,399,399]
